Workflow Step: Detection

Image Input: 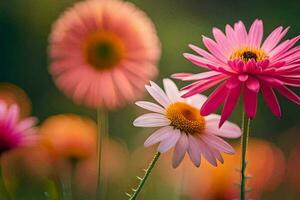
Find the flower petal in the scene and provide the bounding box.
[157,129,181,153]
[248,19,263,48]
[261,84,282,117]
[197,138,218,167]
[187,135,202,167]
[200,82,228,116]
[135,101,165,114]
[219,78,241,127]
[205,115,242,138]
[146,81,170,108]
[133,113,170,127]
[200,134,235,154]
[144,126,174,147]
[244,77,260,119]
[16,117,38,132]
[172,133,189,168]
[185,94,207,109]
[276,85,300,105]
[163,78,181,102]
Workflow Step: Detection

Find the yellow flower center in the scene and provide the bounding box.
[83,30,126,70]
[230,47,267,62]
[166,102,205,135]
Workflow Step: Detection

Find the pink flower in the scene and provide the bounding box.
[0,101,37,154]
[173,19,300,127]
[49,0,160,109]
[133,79,241,168]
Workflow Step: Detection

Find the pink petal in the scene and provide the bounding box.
[262,26,289,52]
[6,104,20,128]
[172,134,189,168]
[234,21,248,47]
[261,84,281,117]
[197,138,217,167]
[180,71,222,81]
[200,83,228,116]
[244,77,260,119]
[157,129,181,153]
[211,149,224,164]
[202,36,228,62]
[189,44,226,65]
[187,135,202,167]
[276,85,300,105]
[212,28,232,56]
[200,134,235,154]
[145,82,170,108]
[205,115,242,138]
[16,117,38,132]
[181,75,226,98]
[248,19,263,48]
[219,78,242,127]
[144,126,173,147]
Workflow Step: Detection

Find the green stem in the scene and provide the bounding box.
[96,109,109,200]
[128,152,161,200]
[240,112,251,200]
[0,163,10,200]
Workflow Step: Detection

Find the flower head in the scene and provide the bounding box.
[133,79,241,168]
[49,0,160,109]
[0,101,37,155]
[40,114,97,161]
[173,19,300,126]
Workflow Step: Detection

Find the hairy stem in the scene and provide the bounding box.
[240,112,251,200]
[127,152,161,200]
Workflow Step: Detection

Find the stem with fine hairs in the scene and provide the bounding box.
[240,112,251,200]
[96,109,109,200]
[127,152,161,200]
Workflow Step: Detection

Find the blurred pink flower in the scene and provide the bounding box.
[0,101,37,155]
[133,79,241,168]
[173,19,300,127]
[49,0,160,109]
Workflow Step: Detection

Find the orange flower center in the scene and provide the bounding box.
[166,102,205,135]
[230,47,267,62]
[83,31,126,70]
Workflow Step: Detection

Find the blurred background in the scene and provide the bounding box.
[0,0,299,199]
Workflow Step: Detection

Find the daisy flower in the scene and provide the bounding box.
[0,101,37,155]
[49,0,160,109]
[173,19,300,127]
[133,79,241,168]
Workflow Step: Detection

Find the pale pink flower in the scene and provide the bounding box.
[173,19,300,127]
[133,79,241,168]
[0,101,37,154]
[49,0,160,109]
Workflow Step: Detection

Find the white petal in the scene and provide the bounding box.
[186,94,208,109]
[200,134,235,154]
[163,78,181,102]
[187,135,202,167]
[146,81,170,108]
[197,138,218,166]
[205,115,242,138]
[133,113,170,127]
[172,133,189,168]
[135,101,165,114]
[144,126,174,147]
[157,129,181,153]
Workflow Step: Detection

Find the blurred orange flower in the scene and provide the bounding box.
[157,138,285,200]
[39,114,97,161]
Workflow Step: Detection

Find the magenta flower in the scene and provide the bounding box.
[0,101,37,154]
[173,19,300,127]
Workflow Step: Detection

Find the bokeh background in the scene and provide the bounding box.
[0,0,299,199]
